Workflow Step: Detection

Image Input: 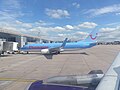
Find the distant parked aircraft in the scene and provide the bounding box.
[21,30,98,54]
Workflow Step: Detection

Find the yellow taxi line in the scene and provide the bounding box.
[0,78,37,82]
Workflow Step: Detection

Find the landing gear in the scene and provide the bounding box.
[55,51,60,54]
[58,51,60,54]
[2,51,4,54]
[12,52,15,54]
[27,51,29,54]
[51,51,60,54]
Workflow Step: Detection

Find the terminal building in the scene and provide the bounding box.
[0,28,51,48]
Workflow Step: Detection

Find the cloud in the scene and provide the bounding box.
[74,31,88,40]
[72,2,80,8]
[65,25,74,30]
[0,0,23,19]
[15,20,32,28]
[0,0,97,41]
[0,0,24,28]
[30,26,65,36]
[1,0,21,10]
[0,0,98,41]
[100,27,116,32]
[0,10,23,22]
[54,26,65,31]
[74,22,98,29]
[0,0,97,40]
[75,31,88,35]
[98,26,120,41]
[116,12,120,15]
[45,8,70,19]
[29,22,97,40]
[58,34,69,37]
[30,22,97,34]
[57,31,88,41]
[57,33,77,41]
[85,4,120,17]
[106,22,120,26]
[34,20,54,26]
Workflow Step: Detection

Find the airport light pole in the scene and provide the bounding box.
[38,31,42,43]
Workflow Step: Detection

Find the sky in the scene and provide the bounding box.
[0,0,120,41]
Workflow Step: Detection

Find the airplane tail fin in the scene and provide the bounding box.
[83,30,98,42]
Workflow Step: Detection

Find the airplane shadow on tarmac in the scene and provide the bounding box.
[22,52,89,59]
[60,52,89,55]
[44,52,89,59]
[44,54,54,59]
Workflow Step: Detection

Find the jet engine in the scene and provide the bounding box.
[60,48,64,52]
[41,49,62,54]
[41,49,50,54]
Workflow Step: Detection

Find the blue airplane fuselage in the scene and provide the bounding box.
[21,41,96,51]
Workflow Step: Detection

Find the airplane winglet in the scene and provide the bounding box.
[61,38,68,48]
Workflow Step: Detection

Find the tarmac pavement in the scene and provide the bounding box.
[0,45,120,90]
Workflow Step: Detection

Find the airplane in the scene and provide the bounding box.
[26,52,120,90]
[20,30,98,54]
[96,52,120,90]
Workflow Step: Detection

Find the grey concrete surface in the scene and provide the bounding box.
[0,45,120,90]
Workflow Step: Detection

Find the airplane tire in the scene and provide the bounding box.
[2,51,4,54]
[55,51,60,54]
[58,51,60,54]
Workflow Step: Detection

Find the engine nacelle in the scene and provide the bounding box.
[41,49,50,54]
[60,49,64,52]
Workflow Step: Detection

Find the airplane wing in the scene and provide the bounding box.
[96,52,120,90]
[27,80,88,90]
[49,38,68,53]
